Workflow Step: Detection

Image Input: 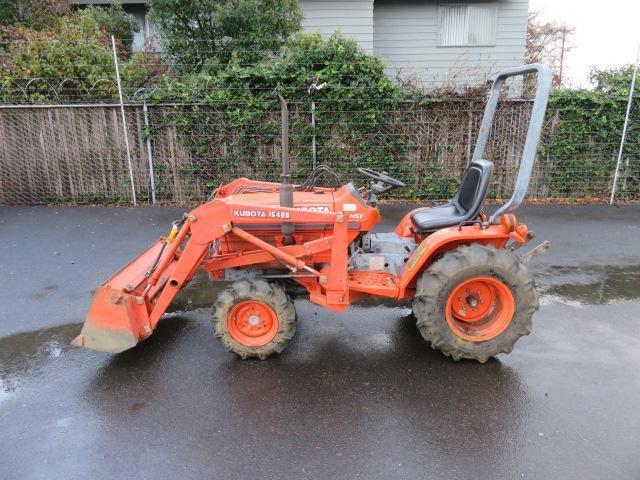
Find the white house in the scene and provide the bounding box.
[73,0,529,88]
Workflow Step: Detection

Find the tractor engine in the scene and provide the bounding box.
[350,233,417,276]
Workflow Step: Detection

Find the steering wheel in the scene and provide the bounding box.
[356,167,406,188]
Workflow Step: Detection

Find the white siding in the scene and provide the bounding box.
[299,0,374,52]
[373,0,528,89]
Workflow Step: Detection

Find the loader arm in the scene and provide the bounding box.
[72,200,352,353]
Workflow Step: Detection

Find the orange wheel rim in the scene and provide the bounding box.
[445,276,515,342]
[227,300,279,347]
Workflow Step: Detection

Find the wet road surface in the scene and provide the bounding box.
[1,204,640,479]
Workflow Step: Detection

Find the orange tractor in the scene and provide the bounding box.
[73,64,552,362]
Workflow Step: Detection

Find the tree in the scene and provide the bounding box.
[526,10,574,87]
[590,65,639,95]
[1,2,138,54]
[0,5,144,103]
[148,0,302,71]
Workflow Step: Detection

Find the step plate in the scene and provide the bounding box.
[348,270,399,298]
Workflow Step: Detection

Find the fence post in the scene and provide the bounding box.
[111,35,137,206]
[311,100,316,170]
[142,101,156,204]
[610,45,640,204]
[308,78,327,170]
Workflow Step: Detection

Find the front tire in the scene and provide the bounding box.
[212,280,297,360]
[412,243,538,363]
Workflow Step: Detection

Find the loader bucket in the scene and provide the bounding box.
[71,286,143,353]
[72,239,173,353]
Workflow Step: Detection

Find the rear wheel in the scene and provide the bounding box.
[412,243,538,363]
[212,280,297,360]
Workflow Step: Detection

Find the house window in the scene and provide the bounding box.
[438,4,497,47]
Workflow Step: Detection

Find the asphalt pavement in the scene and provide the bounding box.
[1,204,639,479]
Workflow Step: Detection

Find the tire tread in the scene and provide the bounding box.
[212,280,297,360]
[412,243,538,363]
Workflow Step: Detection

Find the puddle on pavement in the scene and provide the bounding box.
[168,270,226,312]
[0,316,199,401]
[539,264,640,305]
[0,323,80,398]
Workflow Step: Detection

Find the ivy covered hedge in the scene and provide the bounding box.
[139,38,640,202]
[1,0,638,202]
[541,67,640,200]
[145,33,413,195]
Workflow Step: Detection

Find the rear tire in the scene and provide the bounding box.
[412,243,538,363]
[212,280,297,360]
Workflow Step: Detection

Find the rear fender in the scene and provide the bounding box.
[398,222,527,297]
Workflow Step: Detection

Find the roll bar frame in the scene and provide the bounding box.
[470,64,553,224]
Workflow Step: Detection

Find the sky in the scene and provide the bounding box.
[530,0,640,87]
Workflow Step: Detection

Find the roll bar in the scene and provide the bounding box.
[470,64,553,224]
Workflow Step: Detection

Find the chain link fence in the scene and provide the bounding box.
[0,105,145,204]
[0,98,638,206]
[1,30,638,207]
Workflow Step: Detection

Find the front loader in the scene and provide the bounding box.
[73,64,552,363]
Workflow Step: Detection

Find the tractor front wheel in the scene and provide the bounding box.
[212,280,297,360]
[412,243,538,363]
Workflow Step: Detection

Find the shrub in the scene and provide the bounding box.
[0,0,69,29]
[144,33,407,193]
[541,66,640,198]
[0,5,150,103]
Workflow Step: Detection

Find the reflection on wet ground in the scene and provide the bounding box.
[538,264,640,305]
[2,260,635,405]
[0,278,414,402]
[2,281,640,478]
[0,323,80,394]
[5,261,635,400]
[0,315,199,399]
[168,270,221,312]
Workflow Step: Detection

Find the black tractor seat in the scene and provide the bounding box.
[411,159,494,233]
